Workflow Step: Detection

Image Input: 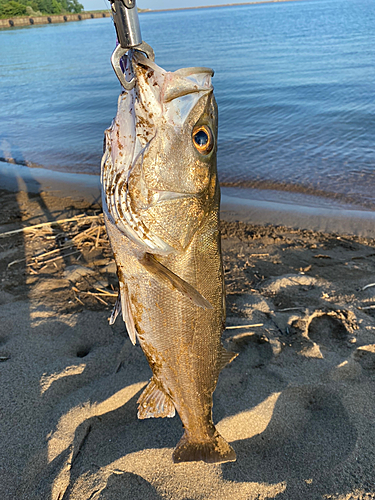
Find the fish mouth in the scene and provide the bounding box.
[132,51,214,107]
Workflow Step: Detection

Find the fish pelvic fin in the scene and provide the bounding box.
[137,377,176,420]
[172,430,236,464]
[140,253,212,310]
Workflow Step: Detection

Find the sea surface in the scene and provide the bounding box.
[0,0,374,209]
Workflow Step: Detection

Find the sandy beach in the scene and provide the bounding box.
[1,182,375,500]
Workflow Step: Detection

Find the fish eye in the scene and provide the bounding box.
[192,125,214,155]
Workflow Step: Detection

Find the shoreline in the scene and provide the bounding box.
[0,10,109,29]
[2,160,375,238]
[140,0,304,13]
[0,0,306,28]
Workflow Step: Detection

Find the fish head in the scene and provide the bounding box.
[102,52,219,254]
[132,52,217,197]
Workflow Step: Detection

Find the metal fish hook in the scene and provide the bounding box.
[109,0,155,90]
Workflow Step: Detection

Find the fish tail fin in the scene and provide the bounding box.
[172,430,236,464]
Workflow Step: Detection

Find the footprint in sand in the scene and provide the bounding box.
[307,310,357,354]
[226,331,274,368]
[353,345,375,371]
[332,344,375,381]
[75,346,91,358]
[0,335,11,361]
[97,472,162,500]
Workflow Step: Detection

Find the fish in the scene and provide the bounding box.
[101,50,237,464]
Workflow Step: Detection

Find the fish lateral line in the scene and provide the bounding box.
[140,253,212,310]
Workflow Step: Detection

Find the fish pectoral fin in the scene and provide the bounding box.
[109,292,121,325]
[173,430,236,464]
[137,377,175,419]
[140,253,213,310]
[219,346,238,371]
[119,282,138,346]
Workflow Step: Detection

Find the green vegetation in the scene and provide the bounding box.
[0,0,84,18]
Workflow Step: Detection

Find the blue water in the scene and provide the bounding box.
[0,0,374,208]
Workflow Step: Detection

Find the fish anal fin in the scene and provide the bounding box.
[137,377,175,420]
[140,253,212,310]
[219,346,238,371]
[173,430,236,464]
[119,282,138,345]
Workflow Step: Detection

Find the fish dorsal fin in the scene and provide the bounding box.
[109,292,122,326]
[140,253,212,310]
[219,346,238,371]
[119,281,138,345]
[137,377,176,419]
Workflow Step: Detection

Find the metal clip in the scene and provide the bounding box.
[110,0,155,90]
[110,0,142,49]
[111,41,155,90]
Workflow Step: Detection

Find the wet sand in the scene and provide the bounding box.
[1,184,375,499]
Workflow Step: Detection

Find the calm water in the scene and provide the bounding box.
[0,0,374,208]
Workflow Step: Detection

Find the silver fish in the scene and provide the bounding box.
[101,51,237,464]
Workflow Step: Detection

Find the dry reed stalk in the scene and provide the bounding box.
[95,287,117,297]
[74,294,85,306]
[226,324,263,330]
[0,214,102,238]
[362,283,375,291]
[34,250,81,266]
[85,291,109,306]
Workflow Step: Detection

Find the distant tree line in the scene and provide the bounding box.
[0,0,84,18]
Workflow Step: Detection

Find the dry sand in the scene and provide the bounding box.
[1,185,375,500]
